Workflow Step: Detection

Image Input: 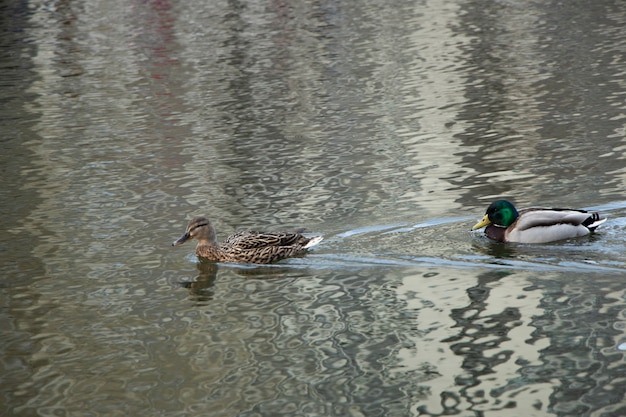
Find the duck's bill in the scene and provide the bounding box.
[472,215,491,230]
[172,232,190,246]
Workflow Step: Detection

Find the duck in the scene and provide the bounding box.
[172,216,323,264]
[472,199,607,243]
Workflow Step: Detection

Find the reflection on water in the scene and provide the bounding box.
[521,278,626,417]
[1,0,626,416]
[178,261,219,304]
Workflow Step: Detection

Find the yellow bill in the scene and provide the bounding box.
[472,214,492,230]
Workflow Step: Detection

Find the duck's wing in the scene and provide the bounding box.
[226,245,310,264]
[223,231,310,249]
[515,207,604,231]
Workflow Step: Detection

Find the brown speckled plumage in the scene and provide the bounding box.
[172,216,323,264]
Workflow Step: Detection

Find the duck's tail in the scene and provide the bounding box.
[585,213,607,231]
[304,236,324,249]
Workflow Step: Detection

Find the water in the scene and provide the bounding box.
[1,0,626,416]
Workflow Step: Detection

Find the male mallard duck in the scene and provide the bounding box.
[472,200,607,243]
[172,216,323,264]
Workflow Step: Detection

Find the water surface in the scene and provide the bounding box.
[1,0,626,416]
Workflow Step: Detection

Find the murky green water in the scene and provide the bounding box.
[2,0,626,416]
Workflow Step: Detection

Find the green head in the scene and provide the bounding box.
[472,200,520,229]
[486,200,519,227]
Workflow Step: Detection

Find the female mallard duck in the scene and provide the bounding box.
[172,216,323,264]
[472,200,607,243]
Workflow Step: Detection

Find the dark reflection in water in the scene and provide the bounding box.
[0,0,45,286]
[0,3,52,413]
[437,274,523,415]
[179,261,314,304]
[472,241,520,260]
[178,261,219,303]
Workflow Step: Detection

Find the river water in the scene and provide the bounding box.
[2,0,626,416]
